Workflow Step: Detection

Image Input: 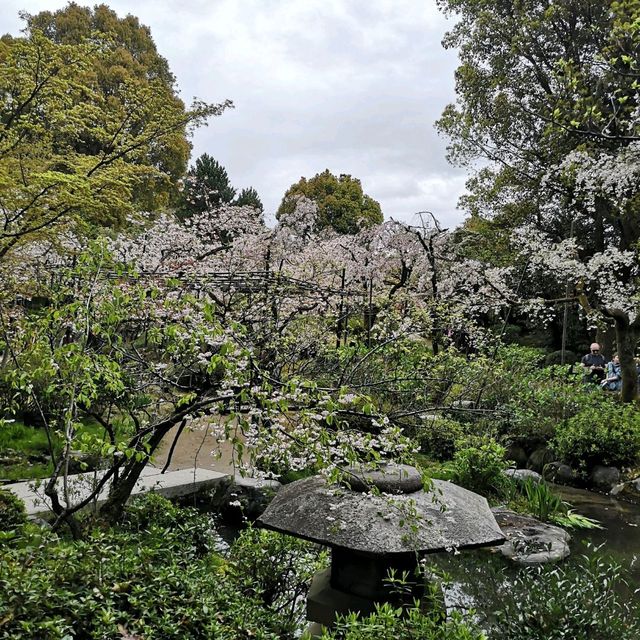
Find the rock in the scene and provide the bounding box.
[451,400,476,410]
[504,468,542,485]
[610,477,640,504]
[27,453,49,464]
[589,465,621,492]
[492,508,571,565]
[527,447,555,473]
[504,444,528,468]
[67,451,105,474]
[220,475,282,522]
[341,464,424,494]
[543,462,580,487]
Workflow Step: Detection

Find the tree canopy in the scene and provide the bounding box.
[17,3,198,210]
[437,0,640,400]
[277,170,383,235]
[0,20,229,260]
[178,153,237,218]
[234,186,264,213]
[178,154,264,219]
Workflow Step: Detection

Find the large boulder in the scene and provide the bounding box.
[527,447,555,473]
[543,462,580,487]
[610,477,640,504]
[589,465,621,493]
[492,508,571,565]
[504,468,542,485]
[504,443,528,468]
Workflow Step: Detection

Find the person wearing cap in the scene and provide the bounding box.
[581,343,606,383]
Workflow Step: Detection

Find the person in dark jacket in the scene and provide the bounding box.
[581,343,606,383]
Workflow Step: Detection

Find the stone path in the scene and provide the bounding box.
[4,466,230,518]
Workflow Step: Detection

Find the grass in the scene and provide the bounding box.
[0,418,110,482]
[0,419,53,454]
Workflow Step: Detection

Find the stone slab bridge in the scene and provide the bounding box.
[4,467,230,519]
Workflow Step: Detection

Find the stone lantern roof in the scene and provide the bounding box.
[258,464,505,556]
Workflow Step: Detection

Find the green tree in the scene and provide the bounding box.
[277,170,383,234]
[437,0,640,400]
[0,25,228,260]
[178,153,237,218]
[23,3,191,209]
[234,186,264,212]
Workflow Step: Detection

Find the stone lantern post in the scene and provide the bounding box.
[257,463,505,633]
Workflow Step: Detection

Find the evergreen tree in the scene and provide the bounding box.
[178,154,237,218]
[234,187,263,212]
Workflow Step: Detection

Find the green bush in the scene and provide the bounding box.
[417,417,466,461]
[0,489,26,531]
[120,492,218,558]
[492,552,640,639]
[320,602,484,639]
[451,436,512,498]
[500,369,591,445]
[0,497,323,639]
[227,527,327,632]
[553,397,640,470]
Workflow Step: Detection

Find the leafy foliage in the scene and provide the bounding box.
[0,494,321,639]
[0,488,26,532]
[0,23,228,259]
[277,169,382,234]
[23,3,192,209]
[227,527,327,631]
[553,394,640,470]
[417,417,467,461]
[320,602,484,640]
[492,551,640,640]
[450,436,512,499]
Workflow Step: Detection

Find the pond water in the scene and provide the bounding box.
[154,419,242,475]
[554,483,640,584]
[430,484,640,630]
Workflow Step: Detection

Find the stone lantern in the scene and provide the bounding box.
[257,463,505,631]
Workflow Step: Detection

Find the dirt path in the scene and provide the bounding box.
[153,419,242,474]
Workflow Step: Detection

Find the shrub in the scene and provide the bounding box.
[227,527,327,632]
[451,436,512,498]
[544,350,578,366]
[0,489,26,532]
[501,371,593,445]
[492,552,640,639]
[0,500,322,639]
[417,417,466,461]
[120,492,217,558]
[321,601,484,640]
[554,397,640,470]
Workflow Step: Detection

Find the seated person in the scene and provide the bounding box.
[601,353,622,391]
[581,343,606,382]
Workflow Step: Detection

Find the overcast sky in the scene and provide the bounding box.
[2,1,470,228]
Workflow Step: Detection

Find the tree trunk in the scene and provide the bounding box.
[613,317,639,403]
[98,422,175,523]
[595,323,616,361]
